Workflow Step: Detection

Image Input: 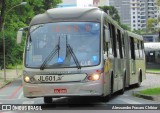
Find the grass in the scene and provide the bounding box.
[146,69,160,73]
[7,64,23,69]
[139,87,160,95]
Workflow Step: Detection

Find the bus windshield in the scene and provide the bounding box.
[25,22,100,68]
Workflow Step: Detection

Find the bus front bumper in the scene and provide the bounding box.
[23,81,103,98]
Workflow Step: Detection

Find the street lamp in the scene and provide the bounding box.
[2,2,27,81]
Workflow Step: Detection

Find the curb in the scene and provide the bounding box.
[132,91,160,102]
[0,77,20,90]
[0,81,12,90]
[146,72,160,74]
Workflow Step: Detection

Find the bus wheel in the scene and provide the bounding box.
[44,97,53,103]
[99,95,110,102]
[135,75,141,87]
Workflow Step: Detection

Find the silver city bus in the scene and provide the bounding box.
[17,7,146,103]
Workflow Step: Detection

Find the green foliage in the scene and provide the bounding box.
[99,6,120,24]
[0,31,24,67]
[147,18,158,32]
[120,24,131,31]
[156,0,160,6]
[99,5,131,31]
[133,29,146,35]
[0,0,62,68]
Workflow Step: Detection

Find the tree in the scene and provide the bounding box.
[133,28,148,35]
[156,0,160,6]
[99,5,131,30]
[43,0,62,10]
[99,6,120,24]
[146,18,158,33]
[0,0,6,31]
[0,0,62,67]
[120,24,131,31]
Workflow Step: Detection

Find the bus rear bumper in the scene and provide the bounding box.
[23,82,103,98]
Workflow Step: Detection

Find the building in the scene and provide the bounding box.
[108,0,131,26]
[107,0,159,31]
[93,0,109,7]
[130,0,158,31]
[57,0,93,7]
[143,34,159,42]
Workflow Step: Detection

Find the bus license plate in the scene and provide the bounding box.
[54,89,67,94]
[35,75,64,82]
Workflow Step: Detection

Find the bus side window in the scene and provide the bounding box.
[142,41,145,57]
[140,41,143,58]
[130,37,135,60]
[111,24,117,57]
[103,26,108,57]
[103,21,110,58]
[122,34,125,57]
[108,23,113,55]
[134,39,140,59]
[117,29,123,58]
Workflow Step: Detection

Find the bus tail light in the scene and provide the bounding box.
[87,74,101,81]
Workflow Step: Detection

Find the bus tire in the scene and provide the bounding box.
[44,97,53,103]
[111,73,114,94]
[135,71,142,87]
[100,95,110,102]
[135,76,141,87]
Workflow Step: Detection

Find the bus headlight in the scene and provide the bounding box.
[87,74,101,81]
[24,76,30,83]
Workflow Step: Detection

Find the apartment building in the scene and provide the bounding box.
[131,0,158,31]
[108,0,131,26]
[57,0,93,7]
[93,0,109,7]
[108,0,158,31]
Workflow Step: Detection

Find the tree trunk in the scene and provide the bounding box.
[0,0,6,31]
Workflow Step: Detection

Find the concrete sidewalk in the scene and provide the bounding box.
[0,69,22,88]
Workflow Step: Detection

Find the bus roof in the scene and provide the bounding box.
[30,7,102,26]
[103,13,124,32]
[127,31,143,41]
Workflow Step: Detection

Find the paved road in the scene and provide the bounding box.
[0,73,160,112]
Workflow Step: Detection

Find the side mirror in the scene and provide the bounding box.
[17,26,29,44]
[17,28,24,44]
[105,28,110,42]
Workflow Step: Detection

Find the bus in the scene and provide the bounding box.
[17,7,146,103]
[125,31,146,87]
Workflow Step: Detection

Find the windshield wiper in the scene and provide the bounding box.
[66,35,81,69]
[40,37,60,70]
